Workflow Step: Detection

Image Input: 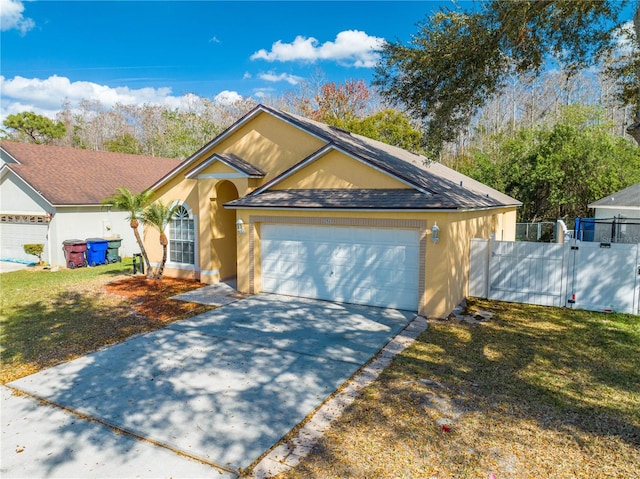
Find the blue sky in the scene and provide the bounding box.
[0,0,454,121]
[2,1,636,124]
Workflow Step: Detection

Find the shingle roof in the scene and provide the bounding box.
[218,153,265,177]
[185,152,265,179]
[588,182,640,209]
[237,105,521,210]
[227,188,503,210]
[149,103,521,210]
[0,141,183,206]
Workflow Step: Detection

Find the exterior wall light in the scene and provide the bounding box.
[236,219,245,234]
[431,222,440,244]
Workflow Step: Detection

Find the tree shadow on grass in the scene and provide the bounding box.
[0,288,164,384]
[284,302,640,478]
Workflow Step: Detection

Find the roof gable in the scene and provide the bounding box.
[264,106,520,207]
[150,103,521,209]
[265,145,415,192]
[0,141,183,206]
[588,182,640,209]
[185,153,265,179]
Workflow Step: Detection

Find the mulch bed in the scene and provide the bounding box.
[105,276,213,322]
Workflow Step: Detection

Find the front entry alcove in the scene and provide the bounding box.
[211,180,239,280]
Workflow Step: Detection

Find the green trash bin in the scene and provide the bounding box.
[104,237,122,263]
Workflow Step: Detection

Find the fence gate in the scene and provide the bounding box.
[469,238,640,315]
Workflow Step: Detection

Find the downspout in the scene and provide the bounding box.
[46,211,54,266]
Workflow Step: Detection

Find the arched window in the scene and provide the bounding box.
[169,205,194,264]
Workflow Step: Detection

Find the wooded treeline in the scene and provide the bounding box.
[2,67,638,223]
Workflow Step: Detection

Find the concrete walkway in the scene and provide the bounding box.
[0,261,32,273]
[3,294,417,478]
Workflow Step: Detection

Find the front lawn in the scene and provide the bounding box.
[0,262,211,384]
[277,300,640,478]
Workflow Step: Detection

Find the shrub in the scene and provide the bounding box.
[23,243,44,264]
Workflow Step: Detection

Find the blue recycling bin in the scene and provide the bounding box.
[85,238,109,266]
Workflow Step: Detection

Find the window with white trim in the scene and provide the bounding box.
[169,205,195,264]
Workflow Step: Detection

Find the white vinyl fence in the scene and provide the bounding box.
[470,238,640,315]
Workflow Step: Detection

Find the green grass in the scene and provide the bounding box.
[276,300,640,479]
[1,261,148,383]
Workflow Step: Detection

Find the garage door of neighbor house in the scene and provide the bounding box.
[261,224,420,310]
[0,222,48,261]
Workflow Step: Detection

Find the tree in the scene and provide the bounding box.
[104,133,143,154]
[605,4,640,142]
[102,187,154,278]
[459,105,640,221]
[2,112,66,144]
[285,79,374,127]
[345,109,424,152]
[374,0,632,156]
[140,201,180,280]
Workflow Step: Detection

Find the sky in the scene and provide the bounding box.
[0,0,454,122]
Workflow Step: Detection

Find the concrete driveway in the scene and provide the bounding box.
[3,294,416,478]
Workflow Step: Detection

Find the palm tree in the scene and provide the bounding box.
[140,201,180,280]
[102,187,154,278]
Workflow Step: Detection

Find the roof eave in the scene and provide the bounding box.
[224,204,518,212]
[0,166,54,209]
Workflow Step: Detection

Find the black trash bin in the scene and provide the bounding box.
[62,240,87,269]
[104,237,122,263]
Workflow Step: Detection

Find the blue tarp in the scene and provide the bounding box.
[0,258,37,266]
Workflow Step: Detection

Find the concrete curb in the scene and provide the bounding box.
[249,314,429,478]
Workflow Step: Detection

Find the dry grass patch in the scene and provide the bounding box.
[275,300,640,479]
[1,264,212,384]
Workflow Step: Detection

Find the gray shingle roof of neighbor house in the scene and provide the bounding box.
[588,182,640,209]
[226,104,521,210]
[0,141,184,206]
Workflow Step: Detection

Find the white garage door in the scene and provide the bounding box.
[261,224,419,310]
[0,222,48,261]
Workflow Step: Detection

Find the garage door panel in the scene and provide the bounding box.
[331,245,352,264]
[375,289,415,309]
[261,224,419,311]
[0,223,49,262]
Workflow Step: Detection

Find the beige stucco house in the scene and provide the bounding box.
[147,104,521,318]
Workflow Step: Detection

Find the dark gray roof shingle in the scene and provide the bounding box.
[255,105,521,209]
[226,188,503,210]
[588,182,640,208]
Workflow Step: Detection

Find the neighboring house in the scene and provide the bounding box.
[147,104,521,318]
[585,182,640,244]
[588,182,640,220]
[0,141,182,266]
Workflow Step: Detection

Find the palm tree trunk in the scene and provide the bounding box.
[156,243,168,280]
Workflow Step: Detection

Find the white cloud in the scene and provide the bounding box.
[253,87,276,99]
[0,75,244,123]
[614,20,638,55]
[214,90,243,105]
[0,0,35,34]
[258,72,303,85]
[250,30,385,68]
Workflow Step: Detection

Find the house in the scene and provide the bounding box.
[585,182,640,243]
[588,182,640,220]
[0,141,182,266]
[146,104,521,318]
